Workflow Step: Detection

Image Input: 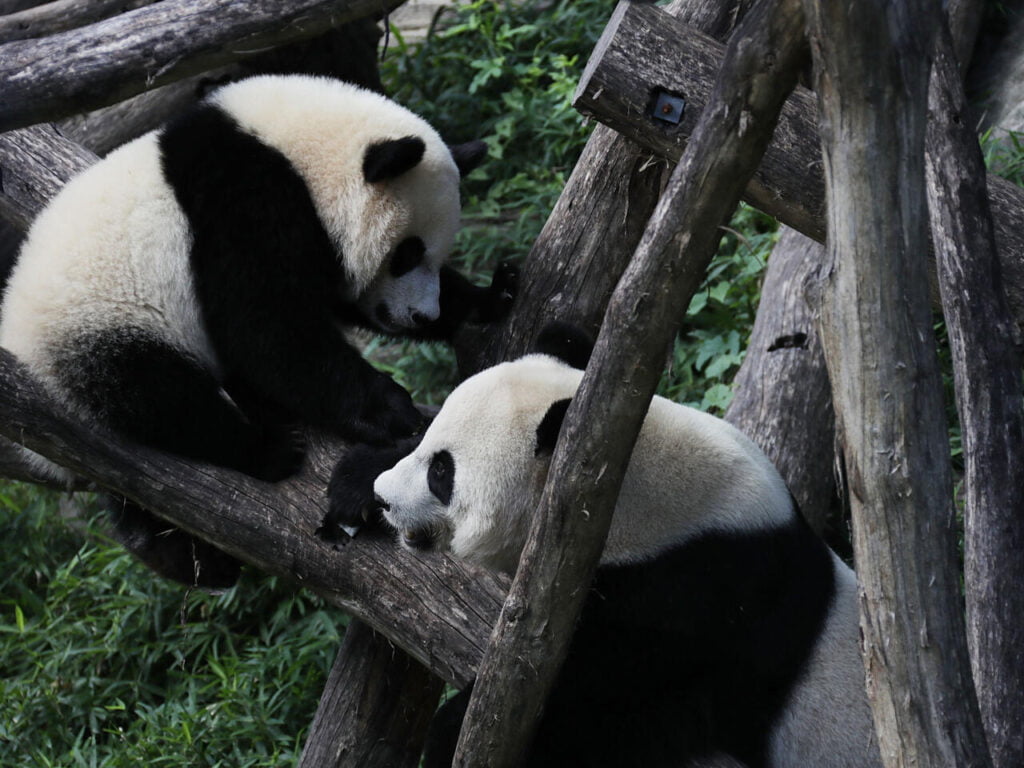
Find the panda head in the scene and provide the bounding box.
[374,323,592,572]
[209,75,486,332]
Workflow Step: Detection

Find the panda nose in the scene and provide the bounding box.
[410,310,432,327]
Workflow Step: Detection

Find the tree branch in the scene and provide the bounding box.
[0,0,159,43]
[573,12,1024,330]
[0,344,506,688]
[803,0,993,764]
[0,0,405,132]
[451,0,807,764]
[925,22,1024,768]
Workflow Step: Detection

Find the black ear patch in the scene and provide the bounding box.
[448,140,488,177]
[534,322,594,370]
[364,136,426,183]
[536,398,572,457]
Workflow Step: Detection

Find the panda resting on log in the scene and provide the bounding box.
[325,324,881,768]
[0,75,516,587]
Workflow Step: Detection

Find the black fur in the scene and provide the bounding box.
[363,136,426,182]
[321,435,422,540]
[58,100,514,587]
[535,398,572,457]
[424,512,836,768]
[448,140,488,176]
[535,321,594,370]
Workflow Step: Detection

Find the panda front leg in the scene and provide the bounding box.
[54,328,304,481]
[403,263,519,341]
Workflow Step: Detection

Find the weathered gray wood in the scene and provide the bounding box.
[0,0,43,14]
[298,620,443,768]
[451,0,807,764]
[0,345,506,688]
[0,0,405,132]
[803,0,993,764]
[0,0,158,43]
[0,124,96,228]
[925,24,1024,768]
[572,9,1024,332]
[725,226,837,536]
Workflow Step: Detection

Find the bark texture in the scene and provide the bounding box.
[925,24,1024,768]
[573,11,1024,331]
[0,0,159,43]
[725,227,837,537]
[0,0,405,132]
[298,621,443,768]
[451,1,807,764]
[803,0,993,765]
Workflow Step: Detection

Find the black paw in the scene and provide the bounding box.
[319,438,419,542]
[249,426,306,482]
[480,262,519,322]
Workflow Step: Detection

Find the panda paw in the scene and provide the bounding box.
[478,262,519,323]
[249,426,306,482]
[319,438,419,542]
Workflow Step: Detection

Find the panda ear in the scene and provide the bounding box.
[535,398,572,458]
[364,136,426,183]
[534,322,594,370]
[448,140,488,177]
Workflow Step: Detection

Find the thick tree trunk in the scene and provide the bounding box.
[803,0,993,765]
[0,0,159,43]
[925,24,1024,768]
[451,0,807,764]
[298,621,443,768]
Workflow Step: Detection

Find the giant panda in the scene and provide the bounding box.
[0,74,515,586]
[327,324,881,768]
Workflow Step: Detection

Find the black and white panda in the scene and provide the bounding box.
[0,74,515,585]
[329,325,880,768]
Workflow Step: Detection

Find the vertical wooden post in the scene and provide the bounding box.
[802,0,994,764]
[298,620,444,768]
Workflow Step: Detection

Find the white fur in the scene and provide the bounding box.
[376,353,794,572]
[374,352,880,768]
[212,76,461,297]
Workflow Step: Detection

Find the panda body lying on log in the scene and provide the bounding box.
[0,74,516,587]
[324,324,881,768]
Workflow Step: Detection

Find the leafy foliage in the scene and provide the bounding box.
[0,485,342,767]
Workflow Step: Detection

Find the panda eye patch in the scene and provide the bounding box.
[428,450,454,505]
[390,237,426,277]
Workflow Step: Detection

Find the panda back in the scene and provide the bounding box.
[0,132,209,380]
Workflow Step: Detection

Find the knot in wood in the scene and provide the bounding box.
[503,594,529,624]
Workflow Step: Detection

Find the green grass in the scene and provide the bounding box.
[0,485,343,767]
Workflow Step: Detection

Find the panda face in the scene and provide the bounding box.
[355,236,442,332]
[210,75,463,308]
[374,355,581,572]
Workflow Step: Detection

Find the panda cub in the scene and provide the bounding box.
[1,75,515,585]
[329,325,880,768]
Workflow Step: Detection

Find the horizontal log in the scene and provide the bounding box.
[573,0,1024,327]
[0,0,158,43]
[0,346,506,688]
[0,0,405,132]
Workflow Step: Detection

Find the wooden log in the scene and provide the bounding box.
[925,23,1024,768]
[0,345,506,687]
[803,0,993,763]
[297,621,443,768]
[0,0,405,132]
[724,226,837,538]
[0,0,158,43]
[451,0,808,764]
[572,6,1024,330]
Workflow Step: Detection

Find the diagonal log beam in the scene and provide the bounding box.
[0,0,406,133]
[451,0,808,764]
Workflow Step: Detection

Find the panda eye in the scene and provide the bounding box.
[390,237,426,277]
[428,450,454,506]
